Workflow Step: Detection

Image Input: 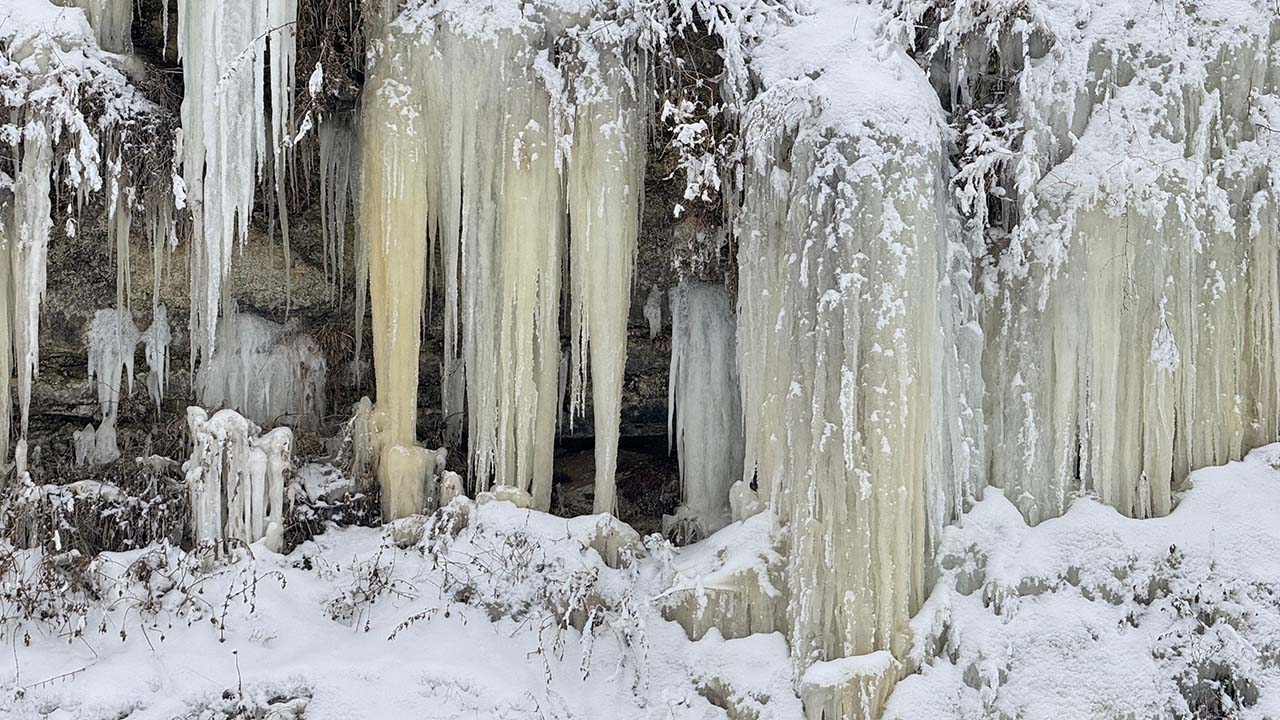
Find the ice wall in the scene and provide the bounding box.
[919,0,1280,523]
[359,2,650,514]
[735,4,983,715]
[666,282,744,539]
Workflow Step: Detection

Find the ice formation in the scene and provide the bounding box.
[359,3,650,513]
[666,282,744,538]
[58,0,133,53]
[643,286,663,339]
[73,417,121,466]
[0,1,158,463]
[11,124,53,449]
[142,305,171,407]
[176,0,298,361]
[184,407,290,553]
[909,0,1280,523]
[734,4,983,713]
[86,309,141,417]
[196,306,327,431]
[318,113,359,300]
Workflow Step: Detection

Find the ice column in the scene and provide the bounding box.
[665,282,744,539]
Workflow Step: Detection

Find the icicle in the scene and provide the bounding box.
[142,305,171,407]
[664,282,744,540]
[974,2,1280,524]
[567,51,645,516]
[177,0,297,361]
[358,17,650,516]
[0,194,13,467]
[12,124,54,442]
[268,0,297,310]
[86,308,141,417]
[319,114,357,299]
[643,285,663,339]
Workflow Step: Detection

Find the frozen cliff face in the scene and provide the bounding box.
[899,0,1280,523]
[0,0,160,462]
[735,2,983,715]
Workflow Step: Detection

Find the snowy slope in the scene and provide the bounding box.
[888,444,1280,719]
[0,498,800,720]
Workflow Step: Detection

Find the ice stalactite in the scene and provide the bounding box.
[184,407,290,552]
[566,50,646,515]
[176,0,297,361]
[643,286,663,339]
[665,282,744,539]
[359,34,432,519]
[86,309,141,417]
[197,306,328,430]
[359,7,649,515]
[142,305,171,407]
[918,0,1280,523]
[318,113,358,300]
[12,125,54,446]
[736,5,982,716]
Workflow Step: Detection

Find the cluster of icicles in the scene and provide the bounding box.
[359,11,644,516]
[7,1,1280,718]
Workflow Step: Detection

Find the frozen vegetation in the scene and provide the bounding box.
[2,0,1280,717]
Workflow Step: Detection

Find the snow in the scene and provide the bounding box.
[0,497,802,720]
[887,444,1280,719]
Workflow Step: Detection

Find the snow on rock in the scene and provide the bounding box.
[196,306,327,431]
[660,511,786,643]
[735,3,984,711]
[55,0,132,53]
[888,444,1280,720]
[184,407,291,554]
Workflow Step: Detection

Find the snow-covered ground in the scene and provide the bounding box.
[6,445,1280,718]
[890,445,1280,720]
[0,495,798,720]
